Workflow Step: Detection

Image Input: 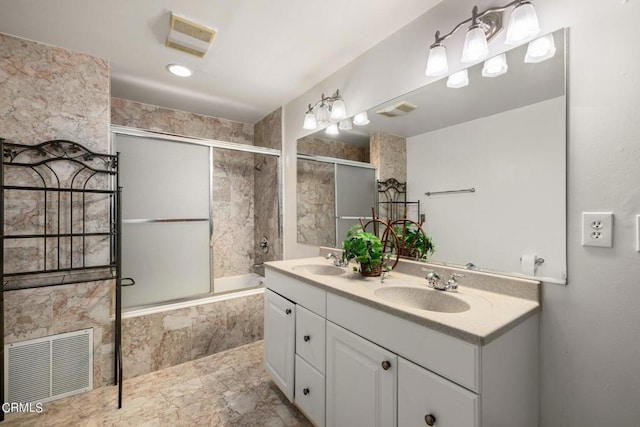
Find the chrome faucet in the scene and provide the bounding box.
[424,269,465,292]
[326,252,347,267]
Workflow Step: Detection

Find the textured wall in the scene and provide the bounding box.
[122,293,263,379]
[370,131,406,182]
[297,160,336,247]
[111,98,253,145]
[254,108,283,268]
[297,135,369,162]
[0,33,113,387]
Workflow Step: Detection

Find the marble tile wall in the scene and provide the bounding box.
[111,98,254,145]
[254,108,283,268]
[122,293,264,379]
[370,131,407,182]
[297,160,336,247]
[297,135,369,162]
[0,33,114,387]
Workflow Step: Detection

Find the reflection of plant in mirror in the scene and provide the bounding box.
[393,222,436,261]
[342,225,391,276]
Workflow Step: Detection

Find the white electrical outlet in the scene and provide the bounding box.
[582,212,614,248]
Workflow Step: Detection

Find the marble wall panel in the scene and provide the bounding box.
[298,135,369,162]
[122,293,264,379]
[370,131,407,182]
[111,98,254,146]
[254,108,283,268]
[297,160,336,246]
[1,33,113,388]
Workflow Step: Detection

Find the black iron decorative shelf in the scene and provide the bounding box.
[1,137,125,417]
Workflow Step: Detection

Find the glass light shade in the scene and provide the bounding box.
[505,1,540,45]
[425,44,448,77]
[339,119,352,130]
[482,53,509,77]
[524,33,556,63]
[316,103,331,125]
[447,69,469,88]
[461,26,489,64]
[302,112,317,130]
[325,124,339,135]
[330,98,347,120]
[353,112,370,126]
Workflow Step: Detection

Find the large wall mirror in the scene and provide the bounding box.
[297,29,567,283]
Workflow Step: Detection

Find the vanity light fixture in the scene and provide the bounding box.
[352,111,370,126]
[425,1,541,75]
[482,53,509,77]
[339,119,353,130]
[524,33,556,63]
[166,64,192,77]
[301,90,347,131]
[447,69,470,88]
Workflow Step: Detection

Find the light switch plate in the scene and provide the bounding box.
[582,212,614,248]
[636,215,640,252]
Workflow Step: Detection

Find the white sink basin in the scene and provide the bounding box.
[292,264,346,276]
[374,286,470,313]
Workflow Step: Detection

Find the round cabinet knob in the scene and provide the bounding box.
[285,308,292,315]
[424,414,437,426]
[381,360,391,370]
[303,335,311,342]
[303,387,310,396]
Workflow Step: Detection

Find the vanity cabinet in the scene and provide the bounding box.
[264,267,539,427]
[263,289,295,401]
[326,322,397,427]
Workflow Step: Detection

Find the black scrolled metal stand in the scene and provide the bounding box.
[0,138,124,419]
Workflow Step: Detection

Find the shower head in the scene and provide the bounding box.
[255,158,267,171]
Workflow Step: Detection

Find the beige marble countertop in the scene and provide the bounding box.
[265,256,540,345]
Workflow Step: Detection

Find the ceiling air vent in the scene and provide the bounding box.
[376,101,418,118]
[166,13,216,58]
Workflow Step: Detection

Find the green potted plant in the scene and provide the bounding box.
[342,225,391,277]
[393,221,436,260]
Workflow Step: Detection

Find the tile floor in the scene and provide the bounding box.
[3,341,312,426]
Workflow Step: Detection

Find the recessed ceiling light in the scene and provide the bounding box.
[166,64,192,77]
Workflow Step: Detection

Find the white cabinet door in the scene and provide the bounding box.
[264,289,296,401]
[326,322,397,427]
[295,355,325,427]
[398,358,479,427]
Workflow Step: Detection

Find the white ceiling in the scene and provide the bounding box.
[0,0,442,123]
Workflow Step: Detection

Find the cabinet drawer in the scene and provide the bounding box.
[296,305,326,373]
[265,268,326,316]
[295,355,325,427]
[398,358,479,427]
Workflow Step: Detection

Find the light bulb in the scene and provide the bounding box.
[524,33,556,63]
[447,69,469,88]
[425,44,448,77]
[325,124,339,135]
[353,112,370,126]
[166,64,192,77]
[505,1,540,45]
[316,103,330,125]
[461,26,489,64]
[330,98,347,121]
[302,112,317,130]
[482,53,509,77]
[339,119,352,130]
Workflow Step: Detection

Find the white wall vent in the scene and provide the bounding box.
[5,328,93,404]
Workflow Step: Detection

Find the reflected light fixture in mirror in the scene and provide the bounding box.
[447,69,469,88]
[301,89,347,130]
[525,33,556,63]
[339,119,353,130]
[482,53,509,77]
[425,0,541,76]
[353,111,370,126]
[325,124,339,135]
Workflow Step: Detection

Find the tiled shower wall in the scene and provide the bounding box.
[0,33,114,387]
